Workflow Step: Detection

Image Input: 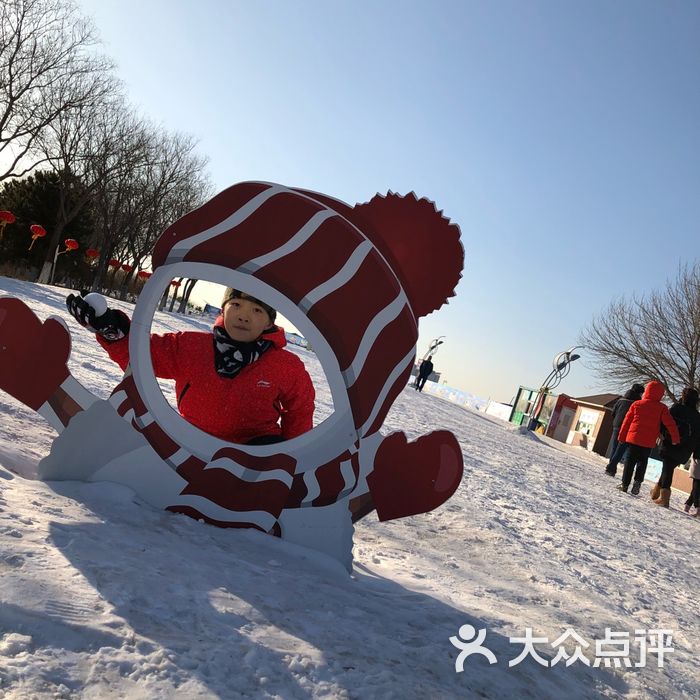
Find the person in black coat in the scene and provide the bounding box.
[415,355,434,392]
[651,386,700,508]
[605,383,644,476]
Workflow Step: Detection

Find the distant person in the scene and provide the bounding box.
[415,355,434,392]
[604,383,645,477]
[683,454,700,516]
[651,387,700,508]
[616,381,679,495]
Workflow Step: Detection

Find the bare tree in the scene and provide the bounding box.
[88,112,157,294]
[33,88,143,283]
[177,278,198,313]
[0,0,113,181]
[579,263,700,401]
[91,126,211,298]
[168,278,183,312]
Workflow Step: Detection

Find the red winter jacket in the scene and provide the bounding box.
[97,321,315,444]
[618,381,679,449]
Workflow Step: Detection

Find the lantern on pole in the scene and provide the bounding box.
[49,238,81,284]
[0,211,16,240]
[85,248,100,263]
[137,270,152,280]
[121,264,133,273]
[28,224,47,251]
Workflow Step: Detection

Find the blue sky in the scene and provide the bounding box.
[78,0,700,403]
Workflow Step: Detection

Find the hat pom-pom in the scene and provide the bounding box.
[352,192,464,318]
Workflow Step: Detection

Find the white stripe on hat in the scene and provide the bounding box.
[360,347,415,437]
[341,294,407,386]
[299,240,374,313]
[237,209,337,274]
[167,184,287,263]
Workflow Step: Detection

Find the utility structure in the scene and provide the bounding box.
[527,347,582,431]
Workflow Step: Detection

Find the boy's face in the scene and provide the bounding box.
[223,297,272,342]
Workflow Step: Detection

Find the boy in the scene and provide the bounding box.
[66,287,315,445]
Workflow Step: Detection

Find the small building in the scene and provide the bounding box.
[484,400,513,421]
[545,394,579,443]
[509,387,621,457]
[285,332,309,349]
[202,303,222,316]
[565,393,619,456]
[509,386,541,427]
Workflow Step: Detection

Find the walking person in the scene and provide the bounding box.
[415,355,434,392]
[616,380,679,495]
[684,455,700,516]
[605,383,644,476]
[651,387,700,508]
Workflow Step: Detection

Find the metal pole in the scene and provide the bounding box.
[48,245,60,286]
[528,348,581,430]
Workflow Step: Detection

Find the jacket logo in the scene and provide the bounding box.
[257,380,272,388]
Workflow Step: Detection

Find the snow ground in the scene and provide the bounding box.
[0,276,698,699]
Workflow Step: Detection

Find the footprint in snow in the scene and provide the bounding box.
[0,553,24,568]
[0,525,22,538]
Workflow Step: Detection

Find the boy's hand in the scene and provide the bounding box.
[66,292,130,342]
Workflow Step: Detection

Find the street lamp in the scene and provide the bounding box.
[527,346,582,431]
[424,336,445,360]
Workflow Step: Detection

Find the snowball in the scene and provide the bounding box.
[83,293,108,317]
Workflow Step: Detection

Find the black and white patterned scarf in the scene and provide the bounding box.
[213,325,275,378]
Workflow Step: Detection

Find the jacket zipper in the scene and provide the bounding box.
[177,382,191,409]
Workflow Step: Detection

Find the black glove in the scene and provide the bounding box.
[66,292,131,342]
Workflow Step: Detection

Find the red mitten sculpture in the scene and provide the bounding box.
[367,430,463,521]
[0,297,71,411]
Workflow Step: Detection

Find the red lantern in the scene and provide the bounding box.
[170,280,181,288]
[28,224,47,251]
[0,210,15,239]
[85,248,100,260]
[54,237,80,258]
[121,264,133,273]
[108,259,121,268]
[137,270,152,279]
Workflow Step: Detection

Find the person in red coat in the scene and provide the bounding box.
[616,380,679,495]
[67,288,315,445]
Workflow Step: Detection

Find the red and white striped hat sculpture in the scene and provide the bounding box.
[1,182,465,570]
